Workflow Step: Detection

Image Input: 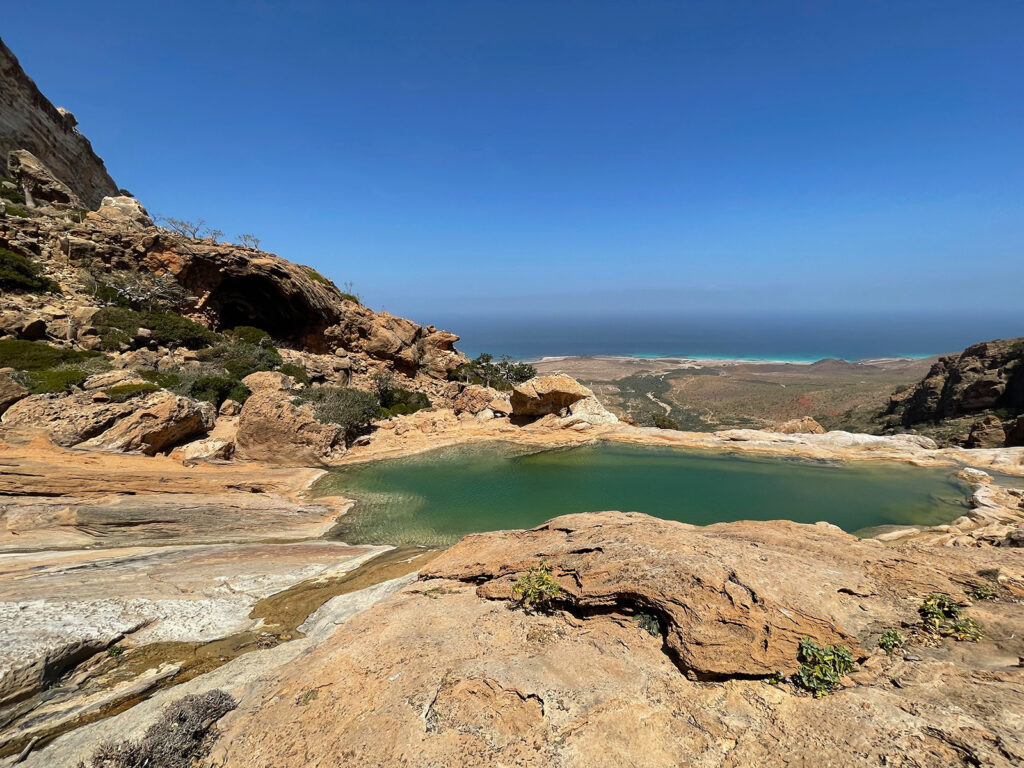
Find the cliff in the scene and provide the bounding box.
[0,36,118,209]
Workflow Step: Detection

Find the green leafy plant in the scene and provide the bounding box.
[652,413,680,430]
[16,367,88,394]
[4,204,30,218]
[93,307,219,350]
[106,644,124,660]
[0,186,25,205]
[0,248,59,293]
[295,386,380,442]
[878,629,905,654]
[279,362,310,385]
[448,353,536,390]
[793,637,855,698]
[196,341,282,380]
[634,613,662,637]
[0,339,102,371]
[511,562,562,613]
[104,383,160,403]
[188,374,250,407]
[966,583,997,601]
[919,593,984,642]
[227,325,272,345]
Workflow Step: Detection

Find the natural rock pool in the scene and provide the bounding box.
[315,442,969,547]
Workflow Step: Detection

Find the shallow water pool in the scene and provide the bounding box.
[315,442,969,547]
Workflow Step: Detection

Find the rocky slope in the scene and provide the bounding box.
[885,338,1024,448]
[0,37,118,208]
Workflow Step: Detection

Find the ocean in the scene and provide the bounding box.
[424,311,1022,363]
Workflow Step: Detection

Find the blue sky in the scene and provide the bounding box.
[4,1,1023,324]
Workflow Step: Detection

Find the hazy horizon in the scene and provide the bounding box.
[5,2,1023,322]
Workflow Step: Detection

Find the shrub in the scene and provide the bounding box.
[197,341,282,380]
[0,248,59,293]
[279,362,310,385]
[652,413,680,430]
[85,268,190,312]
[4,204,30,218]
[188,374,250,407]
[919,593,984,642]
[0,186,24,204]
[93,307,219,350]
[228,325,271,345]
[794,637,855,698]
[634,613,662,637]
[372,372,430,417]
[80,690,235,768]
[0,339,102,370]
[511,562,562,613]
[448,353,536,390]
[966,583,997,601]
[18,368,88,394]
[296,386,379,442]
[105,383,160,403]
[878,629,905,654]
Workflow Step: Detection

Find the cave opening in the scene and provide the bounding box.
[206,275,321,347]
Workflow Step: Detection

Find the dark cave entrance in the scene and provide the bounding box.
[206,275,323,347]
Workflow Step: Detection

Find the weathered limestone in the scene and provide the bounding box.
[235,390,345,465]
[511,374,594,416]
[776,416,827,434]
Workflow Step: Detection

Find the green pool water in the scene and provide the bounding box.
[315,442,969,547]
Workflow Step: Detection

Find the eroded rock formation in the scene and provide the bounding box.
[0,37,118,208]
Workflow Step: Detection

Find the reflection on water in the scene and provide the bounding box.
[315,442,969,547]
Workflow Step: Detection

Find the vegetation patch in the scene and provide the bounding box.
[79,690,236,768]
[878,629,905,654]
[0,248,60,293]
[966,583,997,601]
[4,204,30,218]
[373,372,431,417]
[0,339,102,371]
[196,341,282,380]
[279,362,311,385]
[16,368,88,394]
[187,374,250,407]
[228,325,272,345]
[296,386,380,442]
[919,593,984,642]
[0,185,25,205]
[651,412,680,430]
[793,637,856,698]
[511,562,562,613]
[634,612,662,637]
[449,353,536,391]
[104,382,160,403]
[93,307,219,350]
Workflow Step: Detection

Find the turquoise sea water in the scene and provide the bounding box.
[316,443,969,547]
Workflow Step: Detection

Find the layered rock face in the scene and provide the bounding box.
[886,338,1024,446]
[211,512,1024,768]
[0,37,118,208]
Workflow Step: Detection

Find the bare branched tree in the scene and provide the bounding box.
[160,217,207,239]
[207,229,224,243]
[84,264,192,311]
[237,233,261,249]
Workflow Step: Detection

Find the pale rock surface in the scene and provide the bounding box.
[6,149,82,208]
[0,372,27,415]
[775,416,827,434]
[77,391,215,455]
[90,195,152,228]
[511,374,595,417]
[241,370,295,392]
[235,390,344,464]
[1,393,136,446]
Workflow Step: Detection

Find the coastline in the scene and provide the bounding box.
[529,352,936,366]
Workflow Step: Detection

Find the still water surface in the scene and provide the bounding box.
[315,443,968,547]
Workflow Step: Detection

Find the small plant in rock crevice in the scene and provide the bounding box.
[966,583,997,601]
[511,562,562,613]
[878,629,905,654]
[919,593,984,642]
[634,613,662,637]
[793,637,856,698]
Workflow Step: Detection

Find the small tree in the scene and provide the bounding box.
[160,217,207,239]
[237,233,260,249]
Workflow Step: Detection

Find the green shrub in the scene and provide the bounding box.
[0,248,59,293]
[794,637,855,698]
[4,204,30,218]
[105,383,160,403]
[197,341,282,380]
[279,362,310,385]
[634,613,662,637]
[511,562,562,613]
[137,368,184,390]
[919,593,984,642]
[304,266,335,287]
[94,307,219,350]
[966,583,997,601]
[878,629,905,654]
[448,353,536,390]
[0,186,25,205]
[0,339,102,370]
[652,413,680,430]
[228,326,272,345]
[19,368,87,394]
[187,375,250,407]
[295,386,379,442]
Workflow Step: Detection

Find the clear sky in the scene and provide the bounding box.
[4,1,1023,324]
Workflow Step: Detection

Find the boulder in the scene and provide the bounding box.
[90,195,153,228]
[557,396,619,428]
[241,371,295,392]
[965,414,1007,449]
[0,372,28,415]
[775,416,826,434]
[453,385,500,415]
[235,390,345,465]
[179,437,235,462]
[1,394,136,446]
[1005,415,1024,448]
[7,149,82,208]
[82,370,147,390]
[218,398,242,417]
[76,392,216,455]
[510,374,594,417]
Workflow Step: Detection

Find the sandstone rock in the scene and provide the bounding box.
[235,390,345,465]
[557,395,619,428]
[775,416,826,434]
[82,370,147,390]
[218,398,242,417]
[0,371,28,415]
[76,391,215,455]
[965,414,1007,448]
[0,40,118,209]
[179,437,235,462]
[209,512,1024,768]
[90,195,152,228]
[7,149,82,208]
[2,393,136,446]
[453,385,500,415]
[488,394,512,415]
[1003,415,1024,448]
[510,374,594,417]
[241,371,295,392]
